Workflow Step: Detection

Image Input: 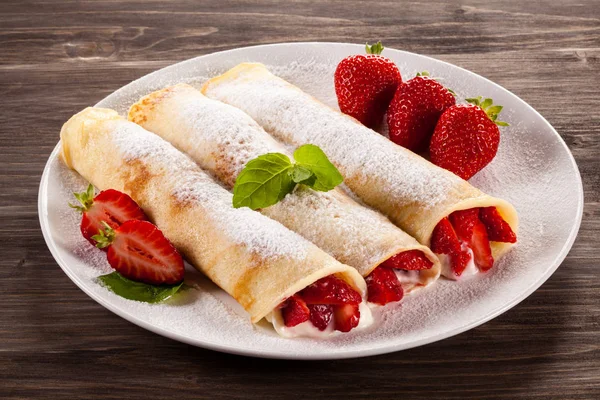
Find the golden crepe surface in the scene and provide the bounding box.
[128,84,440,291]
[202,63,519,276]
[59,107,367,326]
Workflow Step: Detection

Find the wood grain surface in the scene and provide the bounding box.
[1,1,599,399]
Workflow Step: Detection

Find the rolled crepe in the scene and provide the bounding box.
[59,107,368,330]
[202,63,519,273]
[127,84,440,291]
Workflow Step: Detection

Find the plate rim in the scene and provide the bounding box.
[38,41,584,360]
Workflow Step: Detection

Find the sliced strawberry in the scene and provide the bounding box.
[431,217,462,255]
[430,217,471,276]
[449,209,494,271]
[479,207,517,243]
[300,276,361,306]
[365,267,404,305]
[380,250,433,270]
[281,295,310,327]
[333,303,360,333]
[308,304,333,331]
[70,184,147,246]
[450,250,472,277]
[94,220,184,285]
[470,223,494,271]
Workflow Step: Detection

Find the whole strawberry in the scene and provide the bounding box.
[430,97,508,180]
[387,71,456,152]
[334,42,402,129]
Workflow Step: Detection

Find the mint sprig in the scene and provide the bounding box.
[232,144,343,210]
[98,271,184,303]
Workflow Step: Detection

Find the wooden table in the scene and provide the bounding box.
[2,1,599,398]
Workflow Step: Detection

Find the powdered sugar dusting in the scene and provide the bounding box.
[108,119,310,261]
[136,86,427,275]
[41,44,582,358]
[204,67,454,209]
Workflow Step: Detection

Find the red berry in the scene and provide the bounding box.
[281,295,310,327]
[333,304,361,333]
[380,249,433,270]
[334,42,402,129]
[70,184,147,247]
[300,276,361,305]
[479,207,517,243]
[387,75,455,152]
[96,220,185,285]
[366,267,404,305]
[430,217,471,276]
[308,304,333,331]
[430,98,507,180]
[449,209,494,271]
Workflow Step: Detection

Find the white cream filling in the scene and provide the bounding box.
[439,246,478,281]
[393,269,423,285]
[267,300,373,338]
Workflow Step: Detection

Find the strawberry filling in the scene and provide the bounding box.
[431,207,516,277]
[366,250,433,306]
[279,275,362,332]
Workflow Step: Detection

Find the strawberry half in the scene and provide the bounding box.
[430,217,471,276]
[93,220,184,285]
[300,276,362,305]
[281,295,310,327]
[70,184,147,246]
[333,304,361,333]
[380,249,434,270]
[430,97,508,180]
[479,207,517,243]
[365,267,404,305]
[387,72,456,152]
[334,41,402,129]
[308,304,333,331]
[449,209,494,271]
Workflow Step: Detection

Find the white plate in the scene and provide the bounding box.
[39,42,583,360]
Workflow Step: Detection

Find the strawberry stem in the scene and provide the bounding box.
[92,221,116,249]
[69,183,95,213]
[416,71,456,97]
[465,96,509,126]
[365,41,384,55]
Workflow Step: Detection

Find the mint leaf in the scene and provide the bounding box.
[232,153,295,210]
[97,272,183,303]
[293,144,343,191]
[289,164,314,184]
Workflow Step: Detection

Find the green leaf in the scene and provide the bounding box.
[365,41,384,55]
[416,71,430,77]
[495,121,510,126]
[232,153,295,210]
[293,144,343,192]
[69,183,95,213]
[97,272,184,303]
[481,98,493,109]
[465,96,482,106]
[289,164,314,184]
[91,221,115,249]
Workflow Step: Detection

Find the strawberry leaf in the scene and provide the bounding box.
[91,221,115,249]
[293,144,343,192]
[365,41,384,55]
[98,271,184,303]
[69,183,95,213]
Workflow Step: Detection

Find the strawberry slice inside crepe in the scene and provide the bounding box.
[431,207,517,277]
[280,275,363,332]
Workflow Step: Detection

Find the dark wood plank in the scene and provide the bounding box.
[1,1,599,398]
